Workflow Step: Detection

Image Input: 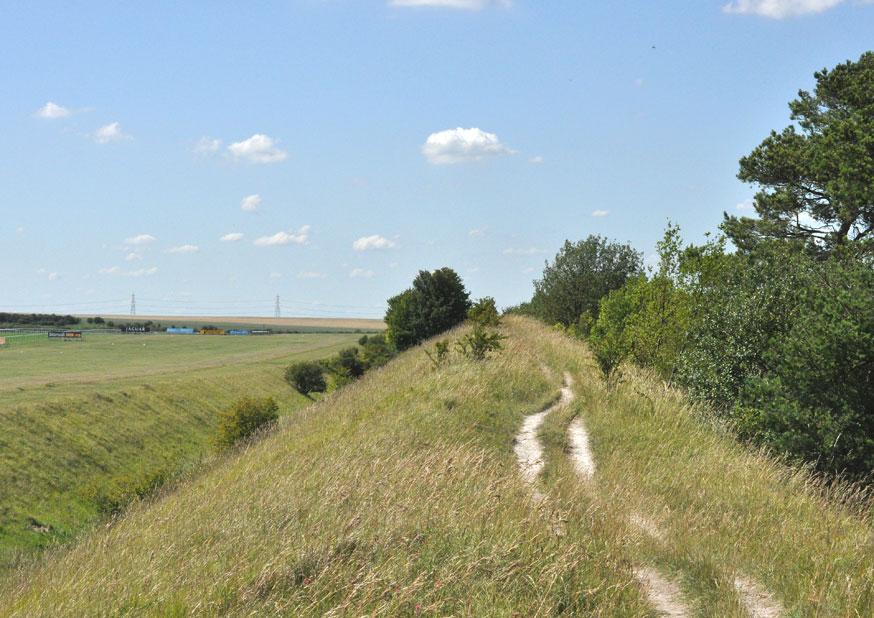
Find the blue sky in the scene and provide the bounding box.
[2,0,873,318]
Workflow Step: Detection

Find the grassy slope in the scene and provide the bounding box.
[0,333,360,568]
[1,317,872,616]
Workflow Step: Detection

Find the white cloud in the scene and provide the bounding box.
[34,102,72,119]
[521,266,535,274]
[527,155,544,164]
[592,209,610,217]
[389,0,511,8]
[99,266,121,275]
[125,234,156,245]
[634,78,645,87]
[241,194,261,212]
[269,272,282,279]
[48,272,59,281]
[298,271,327,279]
[167,244,199,254]
[254,225,311,246]
[220,232,244,242]
[353,234,397,250]
[94,122,130,144]
[228,134,288,164]
[350,268,374,278]
[194,136,221,153]
[422,127,514,164]
[469,227,487,237]
[128,267,158,277]
[736,198,755,210]
[503,247,545,255]
[16,226,24,233]
[722,0,844,18]
[125,252,142,261]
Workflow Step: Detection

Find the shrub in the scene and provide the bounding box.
[285,361,327,398]
[424,339,451,369]
[80,464,172,516]
[213,396,279,452]
[456,327,506,361]
[468,297,501,327]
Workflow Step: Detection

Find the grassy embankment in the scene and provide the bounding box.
[0,333,360,568]
[1,317,872,616]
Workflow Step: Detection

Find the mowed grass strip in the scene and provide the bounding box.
[532,327,874,616]
[0,333,360,569]
[0,317,652,617]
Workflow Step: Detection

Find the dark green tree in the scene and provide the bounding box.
[385,267,471,351]
[284,361,327,398]
[723,52,874,253]
[533,236,642,326]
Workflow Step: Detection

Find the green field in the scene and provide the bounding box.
[0,332,360,569]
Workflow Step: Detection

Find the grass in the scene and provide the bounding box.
[0,333,361,569]
[1,317,872,616]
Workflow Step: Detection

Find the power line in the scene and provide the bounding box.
[130,293,136,316]
[275,295,281,318]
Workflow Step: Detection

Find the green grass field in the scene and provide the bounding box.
[0,332,360,569]
[1,317,871,616]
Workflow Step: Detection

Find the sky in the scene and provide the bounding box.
[2,0,873,319]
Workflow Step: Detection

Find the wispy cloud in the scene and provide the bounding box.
[422,127,514,164]
[228,134,288,163]
[33,102,72,119]
[722,0,845,18]
[220,232,244,242]
[269,272,282,279]
[469,227,487,237]
[353,234,397,250]
[166,244,199,254]
[94,122,130,144]
[298,271,327,279]
[125,234,156,245]
[736,198,755,210]
[241,194,261,212]
[350,268,374,278]
[592,209,610,217]
[389,0,511,8]
[503,247,546,255]
[194,136,221,153]
[125,252,142,261]
[527,155,544,164]
[99,266,157,277]
[254,225,311,246]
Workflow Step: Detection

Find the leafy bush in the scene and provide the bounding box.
[213,396,279,452]
[468,297,501,327]
[456,327,506,361]
[358,334,396,370]
[81,464,173,516]
[424,339,451,369]
[285,361,327,398]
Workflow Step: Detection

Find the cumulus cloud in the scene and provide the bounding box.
[220,232,244,242]
[349,268,374,278]
[194,136,221,153]
[125,234,156,245]
[353,234,397,250]
[722,0,844,18]
[389,0,511,8]
[298,271,327,279]
[94,122,130,144]
[228,134,288,163]
[125,252,142,261]
[34,102,72,119]
[736,198,755,210]
[254,225,311,246]
[592,209,610,217]
[47,272,59,281]
[167,244,199,254]
[241,194,261,212]
[503,247,545,255]
[422,127,514,164]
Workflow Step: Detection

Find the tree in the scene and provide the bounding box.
[468,297,501,327]
[533,236,642,326]
[723,52,874,253]
[284,361,327,398]
[214,396,279,452]
[385,267,471,351]
[327,347,365,380]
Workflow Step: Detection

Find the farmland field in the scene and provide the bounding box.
[0,331,362,569]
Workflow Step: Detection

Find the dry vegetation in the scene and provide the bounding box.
[1,317,872,616]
